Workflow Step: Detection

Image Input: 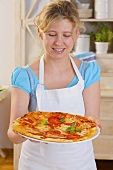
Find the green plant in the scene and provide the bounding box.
[90,23,113,45]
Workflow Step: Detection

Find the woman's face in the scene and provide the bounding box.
[40,19,78,59]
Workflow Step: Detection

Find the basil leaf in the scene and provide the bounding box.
[60,118,65,123]
[41,121,49,125]
[70,128,75,134]
[65,122,76,134]
[75,127,81,132]
[72,122,76,127]
[66,127,71,132]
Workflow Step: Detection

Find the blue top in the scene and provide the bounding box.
[11,59,100,95]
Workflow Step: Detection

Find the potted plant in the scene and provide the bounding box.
[90,23,113,53]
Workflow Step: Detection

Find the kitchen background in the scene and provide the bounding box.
[0,0,113,169]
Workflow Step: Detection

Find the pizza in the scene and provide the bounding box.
[12,111,98,143]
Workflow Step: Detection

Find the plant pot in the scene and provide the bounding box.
[95,42,109,54]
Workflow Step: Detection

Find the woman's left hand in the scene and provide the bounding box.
[87,115,102,130]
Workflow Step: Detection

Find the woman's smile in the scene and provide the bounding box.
[52,48,65,54]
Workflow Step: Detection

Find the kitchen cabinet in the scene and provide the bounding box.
[72,0,113,159]
[93,77,113,160]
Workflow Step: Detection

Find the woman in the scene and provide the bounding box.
[7,0,101,169]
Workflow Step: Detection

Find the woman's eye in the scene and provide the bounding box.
[49,34,56,36]
[63,34,71,37]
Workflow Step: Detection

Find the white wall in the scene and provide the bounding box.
[0,0,15,148]
[0,0,15,85]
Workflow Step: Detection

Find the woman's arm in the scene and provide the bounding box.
[7,87,30,144]
[83,81,101,128]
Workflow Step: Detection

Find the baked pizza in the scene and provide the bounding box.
[12,111,99,143]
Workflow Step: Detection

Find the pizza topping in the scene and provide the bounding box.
[48,116,62,125]
[65,122,81,134]
[45,130,61,138]
[60,118,65,123]
[23,117,34,124]
[66,133,81,139]
[75,127,81,132]
[65,122,76,134]
[49,130,61,135]
[41,121,49,125]
[65,122,80,126]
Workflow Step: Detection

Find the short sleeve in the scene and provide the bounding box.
[11,67,31,94]
[84,62,101,88]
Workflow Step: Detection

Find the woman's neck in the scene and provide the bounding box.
[44,54,71,73]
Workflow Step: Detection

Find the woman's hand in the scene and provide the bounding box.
[86,115,102,130]
[7,127,27,144]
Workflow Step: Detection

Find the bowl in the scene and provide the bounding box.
[77,3,90,9]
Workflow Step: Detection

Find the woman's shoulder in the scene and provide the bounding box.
[72,56,95,73]
[83,61,101,88]
[72,56,82,69]
[11,65,39,94]
[29,58,40,78]
[85,61,100,73]
[11,66,29,82]
[12,57,40,82]
[70,54,100,77]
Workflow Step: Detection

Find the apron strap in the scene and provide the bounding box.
[39,55,45,90]
[39,55,44,86]
[69,56,84,82]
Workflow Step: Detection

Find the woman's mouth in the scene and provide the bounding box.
[53,48,65,53]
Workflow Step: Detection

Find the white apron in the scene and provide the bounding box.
[19,55,97,170]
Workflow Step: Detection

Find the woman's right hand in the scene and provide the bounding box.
[7,127,27,144]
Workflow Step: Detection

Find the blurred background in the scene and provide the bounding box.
[0,0,113,170]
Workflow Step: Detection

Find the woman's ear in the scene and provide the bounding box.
[38,28,43,40]
[76,29,80,40]
[73,28,80,42]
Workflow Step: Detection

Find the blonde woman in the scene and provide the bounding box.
[8,1,101,169]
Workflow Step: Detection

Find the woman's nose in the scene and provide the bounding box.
[55,35,63,45]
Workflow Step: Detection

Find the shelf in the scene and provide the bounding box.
[23,18,113,26]
[80,18,113,22]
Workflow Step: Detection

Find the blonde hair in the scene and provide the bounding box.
[34,0,80,32]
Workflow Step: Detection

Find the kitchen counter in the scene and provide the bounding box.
[0,86,9,158]
[0,86,9,102]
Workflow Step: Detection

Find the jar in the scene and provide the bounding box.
[74,34,90,53]
[94,0,110,19]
